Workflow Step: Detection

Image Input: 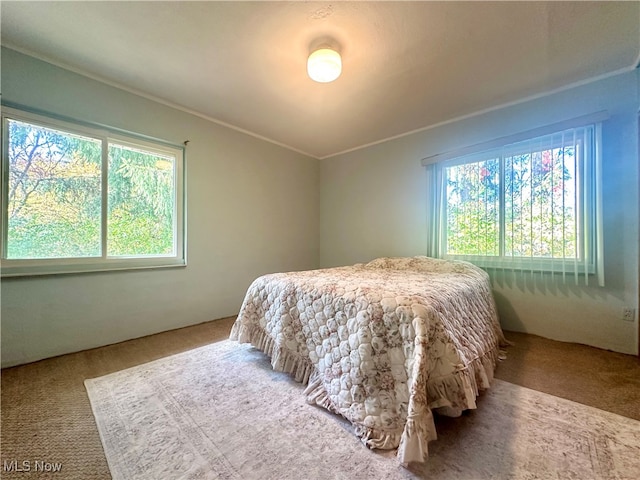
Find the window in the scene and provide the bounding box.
[425,115,604,285]
[1,107,185,276]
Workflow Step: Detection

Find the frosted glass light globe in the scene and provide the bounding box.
[307,48,342,83]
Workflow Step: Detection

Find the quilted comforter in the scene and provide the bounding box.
[230,256,506,464]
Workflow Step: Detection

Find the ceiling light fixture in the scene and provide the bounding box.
[307,47,342,83]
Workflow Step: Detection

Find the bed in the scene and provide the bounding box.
[229,256,506,464]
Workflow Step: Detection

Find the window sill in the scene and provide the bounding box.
[443,254,595,274]
[1,258,187,277]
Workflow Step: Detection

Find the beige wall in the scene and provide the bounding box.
[1,48,320,367]
[320,70,639,355]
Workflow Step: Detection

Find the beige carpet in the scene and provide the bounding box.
[85,340,640,480]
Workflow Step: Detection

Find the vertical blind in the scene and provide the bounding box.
[424,113,605,286]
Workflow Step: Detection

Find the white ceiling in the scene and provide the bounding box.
[1,1,639,159]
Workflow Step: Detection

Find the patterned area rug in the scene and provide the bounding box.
[85,340,640,480]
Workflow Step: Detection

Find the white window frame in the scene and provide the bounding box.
[1,106,186,277]
[423,112,606,286]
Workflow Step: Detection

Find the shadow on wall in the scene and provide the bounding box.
[488,269,610,302]
[492,290,534,412]
[493,290,525,333]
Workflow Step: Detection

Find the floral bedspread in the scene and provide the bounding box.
[229,256,506,464]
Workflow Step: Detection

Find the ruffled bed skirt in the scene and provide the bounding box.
[230,321,505,464]
[230,322,315,385]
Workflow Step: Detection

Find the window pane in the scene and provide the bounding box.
[432,123,598,280]
[445,158,500,256]
[6,119,101,259]
[504,142,577,259]
[107,143,176,256]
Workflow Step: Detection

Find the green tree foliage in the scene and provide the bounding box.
[6,119,175,259]
[504,148,576,258]
[7,119,101,258]
[445,146,576,259]
[108,144,174,256]
[446,159,500,256]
